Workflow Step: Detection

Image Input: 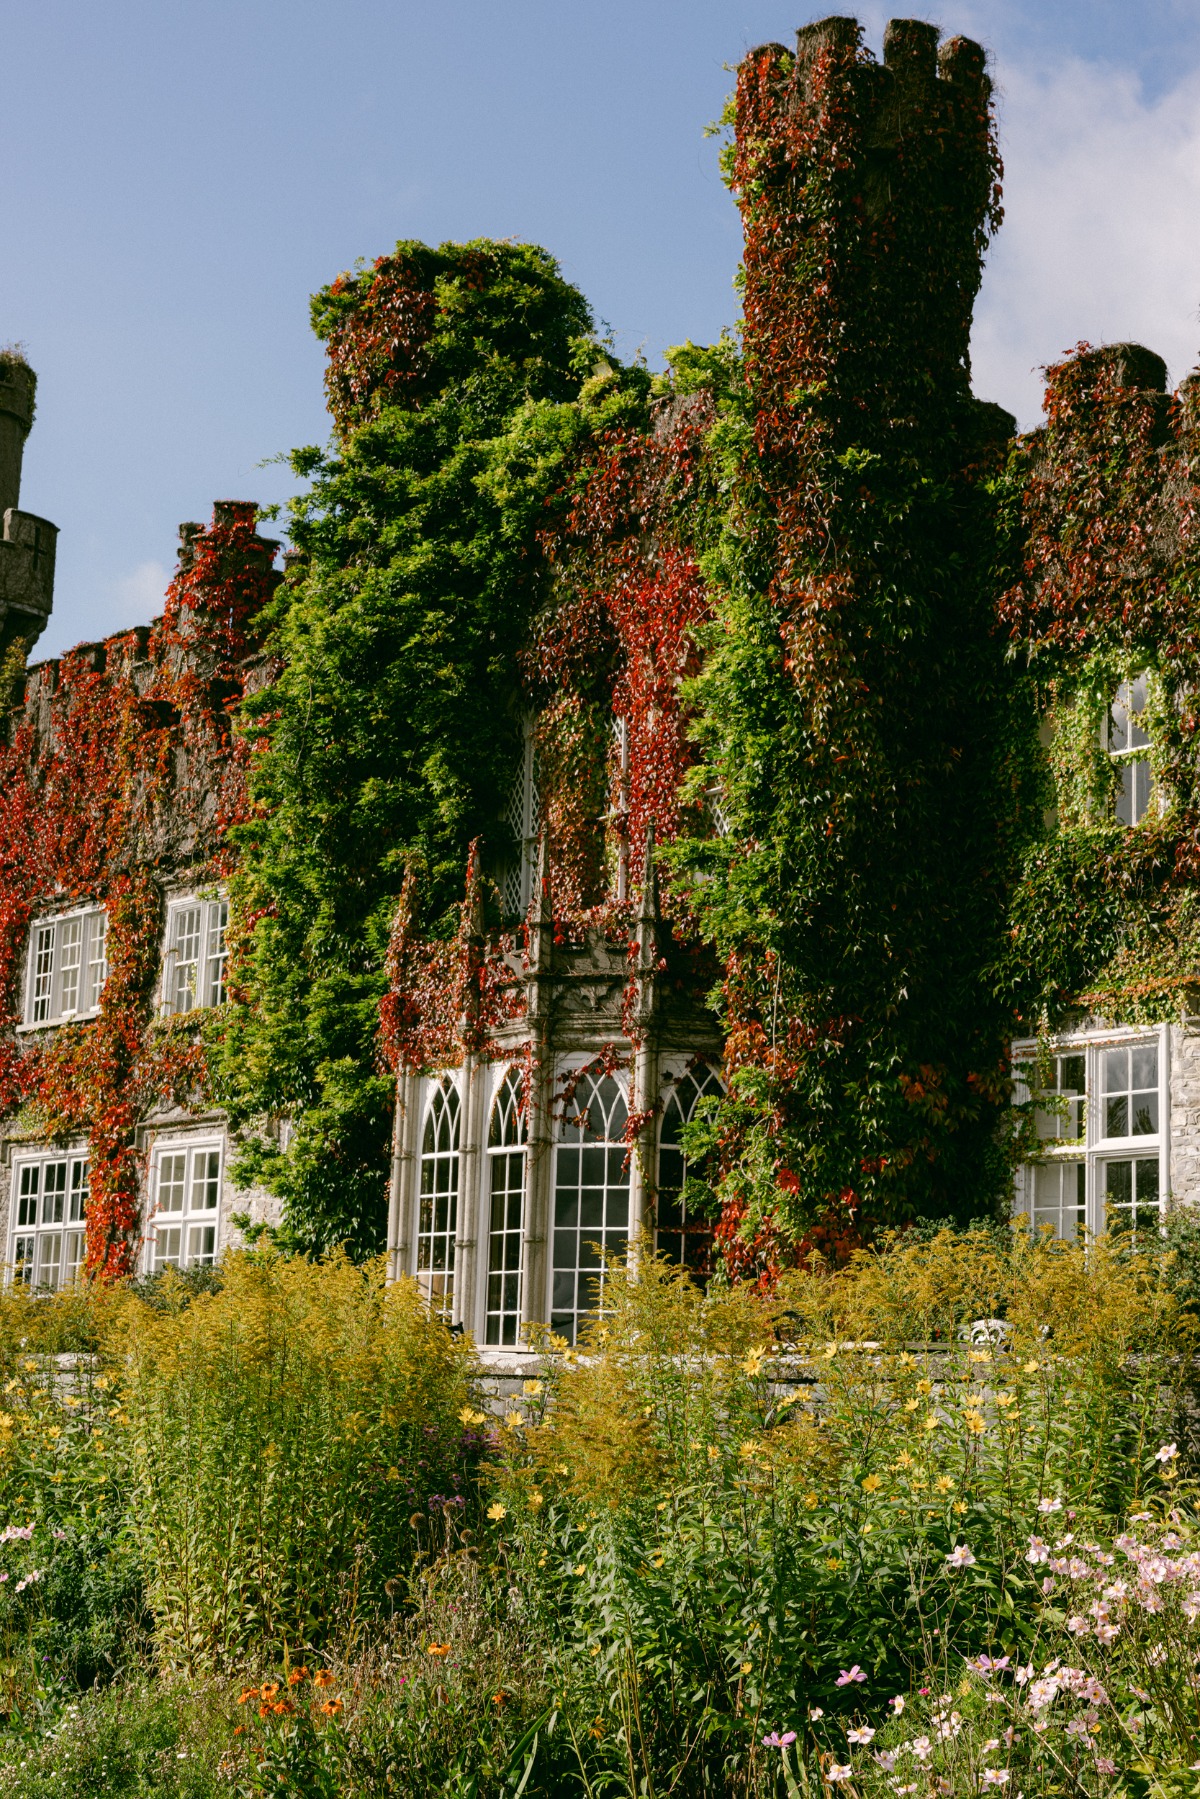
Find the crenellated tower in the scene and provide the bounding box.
[0,354,57,659]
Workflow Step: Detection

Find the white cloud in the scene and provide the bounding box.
[106,558,169,629]
[972,54,1200,429]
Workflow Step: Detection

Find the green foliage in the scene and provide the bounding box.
[211,240,611,1253]
[117,1252,477,1671]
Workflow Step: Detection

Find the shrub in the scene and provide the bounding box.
[116,1252,479,1670]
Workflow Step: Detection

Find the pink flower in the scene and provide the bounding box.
[827,1765,853,1783]
[762,1730,797,1748]
[835,1666,867,1686]
[945,1543,976,1568]
[1038,1497,1063,1514]
[1094,1758,1117,1775]
[890,1695,905,1714]
[846,1726,875,1745]
[1156,1443,1178,1464]
[982,1770,1010,1787]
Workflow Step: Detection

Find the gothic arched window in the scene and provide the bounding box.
[417,1077,460,1321]
[657,1063,724,1276]
[485,1068,526,1346]
[552,1069,629,1344]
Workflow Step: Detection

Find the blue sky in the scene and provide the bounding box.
[9,0,1200,657]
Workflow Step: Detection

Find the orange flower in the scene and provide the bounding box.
[319,1699,343,1716]
[492,1691,508,1706]
[427,1643,451,1658]
[258,1704,271,1719]
[287,1666,309,1686]
[272,1700,294,1716]
[261,1682,281,1700]
[233,1725,245,1737]
[237,1688,257,1706]
[313,1670,336,1688]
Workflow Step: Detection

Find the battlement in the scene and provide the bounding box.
[736,16,999,445]
[0,355,57,660]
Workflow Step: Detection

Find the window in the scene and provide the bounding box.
[417,1079,460,1321]
[1015,1027,1166,1240]
[22,907,107,1027]
[10,1152,88,1289]
[1109,675,1153,826]
[485,1069,526,1347]
[552,1070,630,1344]
[502,717,539,918]
[657,1063,724,1275]
[149,1141,221,1272]
[162,896,228,1014]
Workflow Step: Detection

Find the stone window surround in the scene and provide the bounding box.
[143,1133,224,1274]
[17,903,108,1031]
[7,1143,89,1289]
[159,891,229,1016]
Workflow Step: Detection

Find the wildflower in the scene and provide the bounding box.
[492,1691,508,1706]
[874,1750,897,1771]
[237,1689,257,1705]
[261,1683,281,1700]
[827,1765,853,1782]
[386,1466,400,1481]
[313,1671,335,1688]
[762,1731,797,1748]
[809,1707,824,1720]
[836,1666,867,1686]
[1038,1496,1062,1513]
[965,1414,986,1436]
[923,1414,940,1432]
[1094,1758,1117,1775]
[847,1725,875,1744]
[1156,1443,1179,1464]
[458,1407,487,1426]
[427,1644,451,1659]
[271,1700,294,1716]
[258,1703,271,1719]
[1025,1536,1049,1564]
[935,1476,954,1493]
[523,1380,543,1397]
[890,1695,905,1713]
[740,1662,753,1676]
[319,1700,342,1716]
[910,1736,932,1762]
[1066,1615,1091,1636]
[1095,1622,1120,1647]
[982,1771,1010,1787]
[487,1503,507,1522]
[574,1564,587,1576]
[945,1544,976,1568]
[862,1474,882,1493]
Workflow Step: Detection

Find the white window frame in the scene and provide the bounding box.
[1108,674,1154,827]
[20,906,108,1029]
[483,1066,527,1347]
[160,893,229,1015]
[8,1148,89,1289]
[145,1138,223,1273]
[550,1061,632,1345]
[416,1075,461,1322]
[502,715,539,919]
[1014,1023,1169,1238]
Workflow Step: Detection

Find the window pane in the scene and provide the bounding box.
[38,1233,62,1291]
[416,1083,459,1320]
[157,1154,186,1213]
[58,916,82,1015]
[31,923,54,1023]
[187,1224,217,1267]
[1026,1160,1085,1242]
[1102,1040,1158,1141]
[69,1160,89,1224]
[17,1165,39,1229]
[64,1230,86,1286]
[169,905,202,1013]
[205,900,228,1007]
[85,911,108,1012]
[13,1236,35,1286]
[190,1150,220,1212]
[42,1162,67,1226]
[552,1073,630,1344]
[154,1226,183,1271]
[1104,1155,1161,1236]
[484,1142,524,1348]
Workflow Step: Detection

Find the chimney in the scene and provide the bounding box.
[0,352,58,661]
[0,355,35,515]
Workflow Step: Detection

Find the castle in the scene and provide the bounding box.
[2,16,1198,1351]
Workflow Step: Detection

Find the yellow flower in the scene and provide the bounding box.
[459,1406,487,1426]
[46,1427,61,1441]
[862,1474,883,1494]
[386,1467,400,1481]
[529,1490,544,1509]
[996,1391,1016,1407]
[502,1412,524,1432]
[953,1501,968,1516]
[825,1557,842,1571]
[740,1662,753,1676]
[923,1414,940,1432]
[968,1349,991,1363]
[707,1444,720,1462]
[803,1492,818,1510]
[427,1643,451,1659]
[590,1644,601,1656]
[523,1380,543,1398]
[893,1451,914,1470]
[862,1521,873,1534]
[574,1564,587,1576]
[537,1554,547,1567]
[94,1376,110,1392]
[652,1554,664,1568]
[656,1501,668,1512]
[21,1359,36,1372]
[917,1378,933,1396]
[1023,1360,1040,1374]
[486,1503,507,1522]
[898,1351,915,1367]
[903,1397,919,1413]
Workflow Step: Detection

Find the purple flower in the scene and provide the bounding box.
[762,1730,797,1749]
[835,1665,867,1686]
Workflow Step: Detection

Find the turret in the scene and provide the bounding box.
[0,351,57,659]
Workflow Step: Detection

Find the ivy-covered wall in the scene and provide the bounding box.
[4,13,1199,1277]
